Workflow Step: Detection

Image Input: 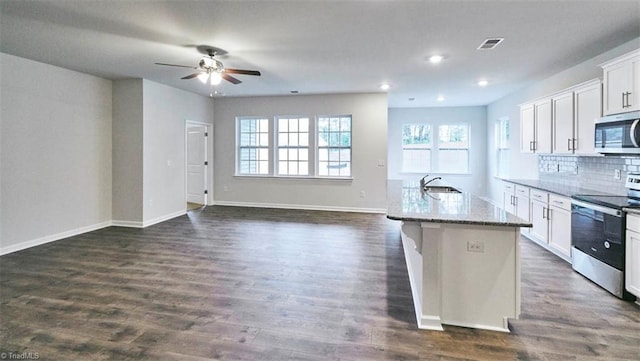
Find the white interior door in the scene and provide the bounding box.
[187,124,207,205]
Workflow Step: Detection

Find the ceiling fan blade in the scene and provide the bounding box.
[224,68,261,76]
[155,62,197,69]
[182,73,201,80]
[221,73,242,84]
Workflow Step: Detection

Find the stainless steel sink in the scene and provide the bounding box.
[423,185,461,194]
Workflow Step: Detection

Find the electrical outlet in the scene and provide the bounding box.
[223,185,229,192]
[467,240,484,253]
[360,191,366,198]
[614,169,622,180]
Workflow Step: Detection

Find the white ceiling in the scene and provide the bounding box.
[1,1,639,107]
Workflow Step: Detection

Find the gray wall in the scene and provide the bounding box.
[112,79,144,223]
[112,79,215,226]
[1,53,113,253]
[142,80,214,224]
[486,37,640,204]
[388,106,488,196]
[213,93,388,212]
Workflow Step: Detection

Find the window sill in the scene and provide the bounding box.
[234,174,354,181]
[399,172,472,176]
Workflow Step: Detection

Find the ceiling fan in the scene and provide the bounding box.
[155,47,261,85]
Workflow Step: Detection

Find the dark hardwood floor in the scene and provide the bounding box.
[1,206,638,361]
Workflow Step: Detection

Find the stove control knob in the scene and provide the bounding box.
[604,241,611,249]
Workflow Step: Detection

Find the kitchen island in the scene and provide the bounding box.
[387,180,531,332]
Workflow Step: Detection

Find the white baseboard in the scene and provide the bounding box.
[111,220,144,228]
[2,210,188,255]
[212,200,386,214]
[142,210,187,228]
[112,210,187,228]
[0,221,112,256]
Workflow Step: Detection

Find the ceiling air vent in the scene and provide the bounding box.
[477,38,504,50]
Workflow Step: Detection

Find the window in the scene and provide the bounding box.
[317,116,352,177]
[237,117,269,175]
[401,123,469,174]
[276,116,310,176]
[235,114,353,178]
[438,124,469,174]
[496,117,510,177]
[402,124,431,173]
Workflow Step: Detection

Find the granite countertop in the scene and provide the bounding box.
[387,180,532,227]
[500,178,620,197]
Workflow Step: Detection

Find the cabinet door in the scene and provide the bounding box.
[603,61,632,115]
[552,92,575,154]
[520,104,535,153]
[502,182,516,214]
[625,229,640,298]
[516,195,530,234]
[549,205,571,259]
[530,200,549,243]
[630,57,640,112]
[534,99,552,153]
[574,81,601,155]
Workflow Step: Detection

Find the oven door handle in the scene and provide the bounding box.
[571,199,622,217]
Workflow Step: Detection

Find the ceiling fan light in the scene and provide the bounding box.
[210,72,222,85]
[197,72,209,83]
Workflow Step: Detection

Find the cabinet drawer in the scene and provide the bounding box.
[503,183,515,193]
[515,185,530,198]
[530,189,549,203]
[549,194,571,211]
[627,213,640,234]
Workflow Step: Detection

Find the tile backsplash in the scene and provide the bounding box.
[538,155,640,195]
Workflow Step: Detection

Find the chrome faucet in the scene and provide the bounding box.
[419,174,442,189]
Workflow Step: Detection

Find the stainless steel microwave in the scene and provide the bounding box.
[595,111,640,154]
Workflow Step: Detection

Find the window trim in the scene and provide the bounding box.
[236,116,271,176]
[401,122,470,174]
[234,114,354,180]
[316,115,353,178]
[275,115,312,177]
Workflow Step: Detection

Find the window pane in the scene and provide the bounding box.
[402,124,431,146]
[439,125,469,148]
[299,132,309,146]
[438,149,468,173]
[238,117,270,175]
[402,149,431,173]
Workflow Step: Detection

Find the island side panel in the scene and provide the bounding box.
[400,221,444,331]
[439,224,521,332]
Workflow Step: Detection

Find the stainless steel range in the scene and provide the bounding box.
[571,174,640,301]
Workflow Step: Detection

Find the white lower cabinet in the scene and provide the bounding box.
[529,190,549,244]
[625,214,640,299]
[548,194,572,260]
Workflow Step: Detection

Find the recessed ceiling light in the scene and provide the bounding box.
[429,55,444,64]
[408,97,415,101]
[380,83,390,91]
[477,80,489,87]
[290,90,299,94]
[437,95,445,102]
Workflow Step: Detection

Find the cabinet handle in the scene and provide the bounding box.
[529,141,534,151]
[567,138,572,151]
[572,138,577,151]
[546,207,551,220]
[623,92,626,108]
[542,207,547,219]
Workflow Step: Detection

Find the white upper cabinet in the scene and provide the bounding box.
[521,79,602,156]
[520,104,535,153]
[601,49,640,115]
[520,99,552,154]
[534,99,552,154]
[573,80,602,155]
[552,92,574,154]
